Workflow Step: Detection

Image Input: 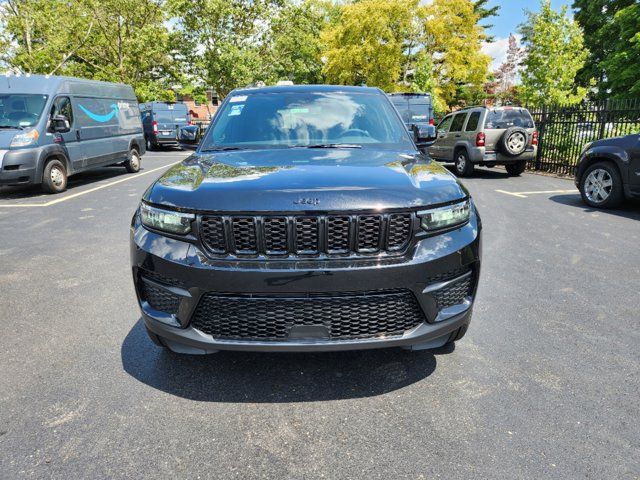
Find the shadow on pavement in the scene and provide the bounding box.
[121,319,446,403]
[0,165,133,201]
[443,165,511,180]
[550,194,640,221]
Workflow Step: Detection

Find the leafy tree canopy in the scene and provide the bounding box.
[519,1,590,106]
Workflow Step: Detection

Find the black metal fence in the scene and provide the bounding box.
[527,99,640,175]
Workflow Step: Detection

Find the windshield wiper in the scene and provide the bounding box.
[199,146,245,152]
[290,143,362,149]
[0,125,23,130]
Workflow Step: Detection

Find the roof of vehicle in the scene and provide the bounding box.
[0,73,136,100]
[142,101,188,109]
[454,105,531,112]
[229,84,384,96]
[388,92,432,97]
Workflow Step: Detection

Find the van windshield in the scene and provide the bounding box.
[203,91,413,150]
[0,94,48,128]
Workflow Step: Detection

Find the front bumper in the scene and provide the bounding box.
[130,208,481,352]
[0,148,38,185]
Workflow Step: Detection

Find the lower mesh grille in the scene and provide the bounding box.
[432,275,472,309]
[140,281,180,314]
[191,290,425,341]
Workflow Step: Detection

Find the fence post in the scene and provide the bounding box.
[535,104,547,171]
[598,99,609,139]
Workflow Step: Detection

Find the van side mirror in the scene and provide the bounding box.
[51,114,70,133]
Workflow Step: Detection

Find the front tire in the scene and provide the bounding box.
[454,150,474,177]
[42,159,68,194]
[125,148,141,173]
[580,161,624,209]
[505,160,526,176]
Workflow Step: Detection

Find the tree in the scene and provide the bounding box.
[572,0,635,97]
[421,0,491,107]
[472,0,500,42]
[492,33,523,103]
[518,1,589,106]
[266,0,333,85]
[0,0,175,101]
[168,0,283,99]
[321,0,417,91]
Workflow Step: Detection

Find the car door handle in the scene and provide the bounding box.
[455,134,461,138]
[75,130,81,141]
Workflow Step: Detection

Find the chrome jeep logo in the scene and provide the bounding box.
[294,198,320,205]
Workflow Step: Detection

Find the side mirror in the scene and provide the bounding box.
[177,125,200,151]
[51,114,70,133]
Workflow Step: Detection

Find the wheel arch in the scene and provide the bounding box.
[36,146,71,184]
[577,152,626,185]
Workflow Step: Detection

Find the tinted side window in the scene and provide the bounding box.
[50,97,74,128]
[438,115,454,133]
[465,112,481,132]
[450,113,467,132]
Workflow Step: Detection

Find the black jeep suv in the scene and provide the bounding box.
[130,85,482,354]
[575,133,640,208]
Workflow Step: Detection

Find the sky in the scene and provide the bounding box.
[482,0,574,70]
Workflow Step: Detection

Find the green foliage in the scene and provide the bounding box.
[422,0,491,107]
[321,0,417,91]
[410,55,446,115]
[600,4,640,98]
[519,1,589,106]
[167,0,281,98]
[266,0,333,85]
[572,0,636,98]
[0,0,175,101]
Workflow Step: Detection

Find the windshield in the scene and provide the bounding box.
[203,91,414,150]
[485,108,534,129]
[390,96,432,124]
[0,94,48,128]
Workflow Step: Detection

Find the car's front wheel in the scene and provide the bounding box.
[125,148,141,173]
[454,150,474,177]
[42,159,68,194]
[505,160,526,176]
[580,161,624,209]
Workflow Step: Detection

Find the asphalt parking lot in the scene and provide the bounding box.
[1,151,638,479]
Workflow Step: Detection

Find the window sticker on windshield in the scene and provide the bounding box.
[228,104,245,116]
[229,95,248,103]
[411,115,428,121]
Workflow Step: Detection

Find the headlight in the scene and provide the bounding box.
[10,129,39,148]
[418,199,470,232]
[140,203,194,234]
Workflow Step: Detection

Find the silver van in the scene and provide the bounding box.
[428,106,538,177]
[0,74,145,193]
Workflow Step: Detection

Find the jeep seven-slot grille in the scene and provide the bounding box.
[191,290,425,341]
[199,212,414,257]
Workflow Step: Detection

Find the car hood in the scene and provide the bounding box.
[144,148,469,212]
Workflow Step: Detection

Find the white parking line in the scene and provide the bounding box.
[0,162,180,208]
[495,189,579,198]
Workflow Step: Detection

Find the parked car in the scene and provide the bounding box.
[130,85,482,355]
[140,101,189,150]
[0,74,144,193]
[388,92,436,152]
[428,106,538,177]
[575,133,640,208]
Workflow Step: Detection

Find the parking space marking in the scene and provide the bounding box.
[0,162,180,208]
[495,189,579,198]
